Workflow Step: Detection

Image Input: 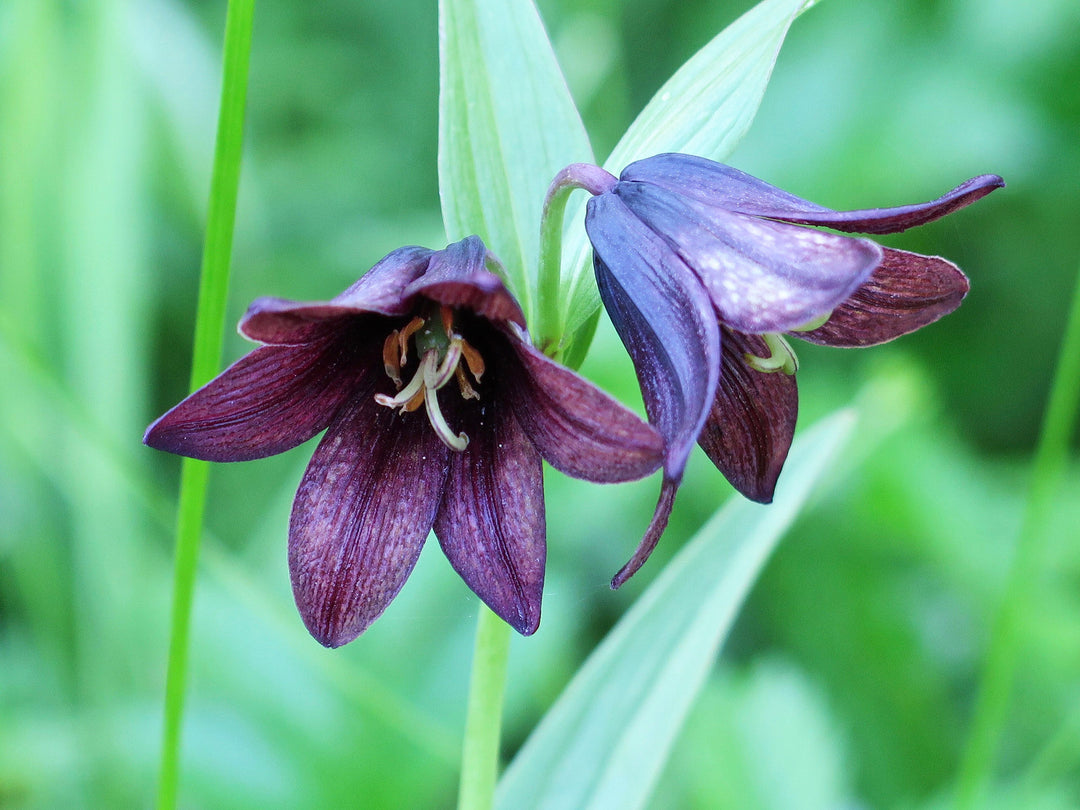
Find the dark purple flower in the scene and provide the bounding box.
[145,236,663,647]
[581,153,1004,586]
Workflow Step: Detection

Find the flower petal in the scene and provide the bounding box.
[434,394,546,635]
[585,192,720,484]
[621,153,1005,235]
[797,248,969,347]
[288,386,450,648]
[406,235,527,328]
[614,180,882,334]
[240,246,433,345]
[697,329,798,503]
[501,332,664,483]
[610,479,678,589]
[143,331,372,462]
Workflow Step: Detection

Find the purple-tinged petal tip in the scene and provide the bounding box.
[611,478,679,589]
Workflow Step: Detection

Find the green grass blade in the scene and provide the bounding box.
[495,410,855,810]
[156,1,255,807]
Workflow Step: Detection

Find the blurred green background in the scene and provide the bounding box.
[1,0,1078,807]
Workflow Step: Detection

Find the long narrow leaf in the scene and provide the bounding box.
[561,0,819,338]
[438,0,593,325]
[496,410,855,810]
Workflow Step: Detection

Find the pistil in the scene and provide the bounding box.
[744,333,799,375]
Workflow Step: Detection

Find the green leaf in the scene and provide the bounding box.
[495,409,855,810]
[438,0,593,326]
[560,0,819,339]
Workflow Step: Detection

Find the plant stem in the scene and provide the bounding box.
[955,257,1080,809]
[536,163,616,359]
[458,607,513,810]
[156,1,255,807]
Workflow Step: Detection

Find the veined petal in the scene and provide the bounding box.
[241,246,434,344]
[406,235,527,328]
[502,332,664,483]
[143,333,370,462]
[585,192,720,484]
[615,180,882,334]
[289,385,450,648]
[698,329,798,503]
[797,248,969,347]
[621,153,1005,235]
[434,395,545,635]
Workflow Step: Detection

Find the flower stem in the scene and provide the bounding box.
[955,255,1080,809]
[536,163,617,358]
[156,1,255,807]
[458,606,512,810]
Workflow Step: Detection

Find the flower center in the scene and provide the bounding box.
[374,305,485,451]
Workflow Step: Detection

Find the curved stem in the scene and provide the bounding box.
[156,1,255,807]
[955,255,1080,809]
[536,163,617,358]
[458,606,512,810]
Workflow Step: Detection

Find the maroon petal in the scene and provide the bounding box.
[797,248,969,347]
[614,180,882,334]
[697,330,798,503]
[406,235,527,328]
[240,246,433,345]
[143,332,371,462]
[289,387,450,648]
[433,395,546,635]
[621,153,1004,235]
[502,333,663,483]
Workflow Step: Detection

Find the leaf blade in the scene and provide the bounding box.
[495,409,855,810]
[561,0,818,340]
[438,0,594,326]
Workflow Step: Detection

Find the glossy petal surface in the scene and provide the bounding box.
[289,386,450,648]
[698,329,798,503]
[622,153,1004,235]
[504,335,663,483]
[435,394,545,635]
[144,334,370,462]
[798,248,970,347]
[586,192,720,484]
[615,180,882,334]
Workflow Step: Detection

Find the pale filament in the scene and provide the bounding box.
[744,332,799,375]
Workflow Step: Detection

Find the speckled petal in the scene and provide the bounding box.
[434,394,545,635]
[621,154,1004,235]
[797,248,970,347]
[585,191,720,484]
[502,332,663,483]
[143,331,372,462]
[614,180,882,334]
[698,329,798,503]
[288,383,450,648]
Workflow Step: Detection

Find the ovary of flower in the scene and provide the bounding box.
[375,306,484,452]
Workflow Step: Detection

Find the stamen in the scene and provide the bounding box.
[398,316,425,365]
[424,383,469,451]
[744,333,799,375]
[383,330,403,387]
[455,366,480,400]
[440,304,454,337]
[460,340,485,383]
